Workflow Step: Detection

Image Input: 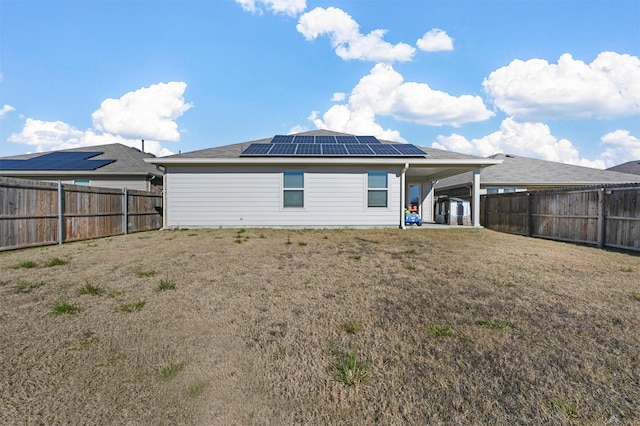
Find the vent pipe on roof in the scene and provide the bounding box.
[141,140,145,153]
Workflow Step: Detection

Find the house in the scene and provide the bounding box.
[0,143,163,191]
[145,130,501,229]
[607,160,640,176]
[435,153,640,198]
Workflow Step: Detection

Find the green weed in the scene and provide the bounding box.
[159,362,185,380]
[426,323,453,337]
[16,279,44,293]
[550,397,579,418]
[333,352,369,386]
[298,242,307,246]
[478,319,508,330]
[107,290,123,298]
[53,301,81,315]
[119,301,146,312]
[14,260,37,269]
[69,335,99,350]
[158,278,176,291]
[349,255,361,261]
[78,281,103,295]
[343,321,363,334]
[136,270,156,277]
[494,278,516,287]
[46,257,69,267]
[186,381,208,397]
[620,266,634,273]
[404,264,416,271]
[631,292,640,302]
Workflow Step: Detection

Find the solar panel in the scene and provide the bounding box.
[241,144,273,155]
[296,144,322,155]
[316,136,337,144]
[272,135,294,143]
[0,151,114,170]
[369,144,401,155]
[269,143,298,155]
[392,144,426,155]
[336,136,358,144]
[355,136,380,144]
[294,135,315,144]
[322,144,348,155]
[345,144,375,155]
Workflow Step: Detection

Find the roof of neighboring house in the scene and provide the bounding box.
[435,153,640,190]
[0,143,163,178]
[607,160,640,175]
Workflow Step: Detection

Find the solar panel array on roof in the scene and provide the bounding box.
[240,140,427,157]
[0,151,116,171]
[269,135,382,144]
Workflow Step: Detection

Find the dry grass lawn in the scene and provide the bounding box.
[1,228,639,425]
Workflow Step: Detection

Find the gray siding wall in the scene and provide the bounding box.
[165,165,402,227]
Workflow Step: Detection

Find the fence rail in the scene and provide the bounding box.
[0,177,163,251]
[480,184,640,251]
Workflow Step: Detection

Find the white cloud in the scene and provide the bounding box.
[235,0,306,17]
[331,92,346,102]
[92,81,192,142]
[483,52,640,120]
[416,28,454,52]
[8,81,191,157]
[600,130,640,167]
[432,117,606,168]
[7,118,174,157]
[296,7,415,62]
[312,63,493,135]
[0,104,15,118]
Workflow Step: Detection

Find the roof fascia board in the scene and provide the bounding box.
[145,157,502,168]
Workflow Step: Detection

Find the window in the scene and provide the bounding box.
[367,171,388,208]
[283,171,304,208]
[503,187,516,193]
[74,179,90,186]
[486,187,499,194]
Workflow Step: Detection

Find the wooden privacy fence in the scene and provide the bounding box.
[0,177,163,251]
[480,184,640,251]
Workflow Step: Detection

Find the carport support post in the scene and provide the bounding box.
[400,163,409,229]
[472,168,481,227]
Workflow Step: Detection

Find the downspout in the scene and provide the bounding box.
[400,163,409,229]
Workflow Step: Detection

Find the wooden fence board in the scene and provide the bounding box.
[0,177,162,251]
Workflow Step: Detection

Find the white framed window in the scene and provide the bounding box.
[74,179,90,186]
[283,170,304,208]
[367,171,388,208]
[486,187,499,194]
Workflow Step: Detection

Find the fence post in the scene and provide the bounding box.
[123,187,128,235]
[597,187,605,248]
[57,180,63,245]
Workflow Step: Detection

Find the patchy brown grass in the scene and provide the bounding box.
[0,228,638,425]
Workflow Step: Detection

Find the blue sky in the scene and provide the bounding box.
[1,0,638,168]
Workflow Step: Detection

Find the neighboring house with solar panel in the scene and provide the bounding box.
[0,143,164,191]
[145,130,501,229]
[434,153,640,198]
